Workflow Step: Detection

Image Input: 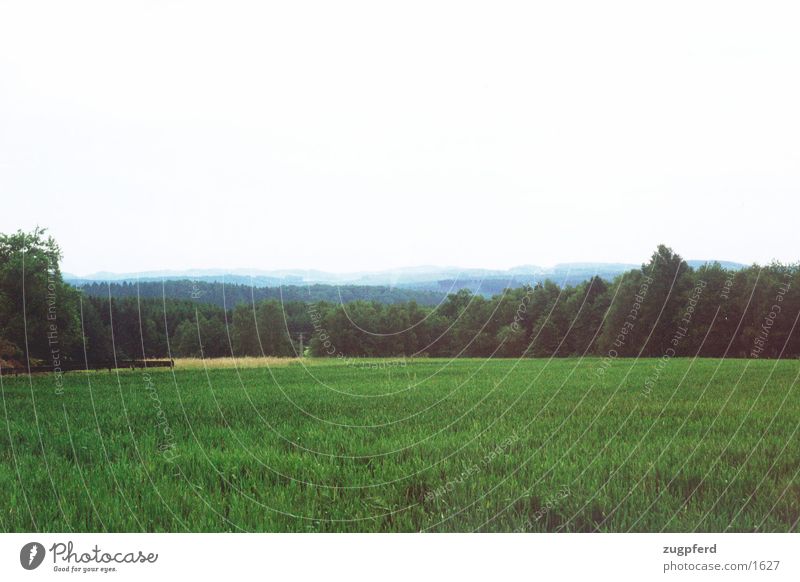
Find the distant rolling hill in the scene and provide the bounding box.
[67,260,746,304]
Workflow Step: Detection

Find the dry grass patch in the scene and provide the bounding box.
[173,357,302,369]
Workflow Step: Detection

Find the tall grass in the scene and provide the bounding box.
[1,358,798,532]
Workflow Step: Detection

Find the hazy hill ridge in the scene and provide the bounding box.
[67,260,746,304]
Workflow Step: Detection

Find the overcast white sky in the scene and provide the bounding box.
[1,1,799,275]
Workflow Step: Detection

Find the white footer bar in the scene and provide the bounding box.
[1,533,797,581]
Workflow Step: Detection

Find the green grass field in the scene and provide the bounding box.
[1,358,798,532]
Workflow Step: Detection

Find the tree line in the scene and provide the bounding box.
[1,229,798,368]
[76,279,445,308]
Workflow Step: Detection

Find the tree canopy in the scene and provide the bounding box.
[2,229,798,367]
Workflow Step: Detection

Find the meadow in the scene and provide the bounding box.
[1,357,798,532]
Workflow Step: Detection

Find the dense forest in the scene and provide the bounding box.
[1,228,798,368]
[76,280,445,307]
